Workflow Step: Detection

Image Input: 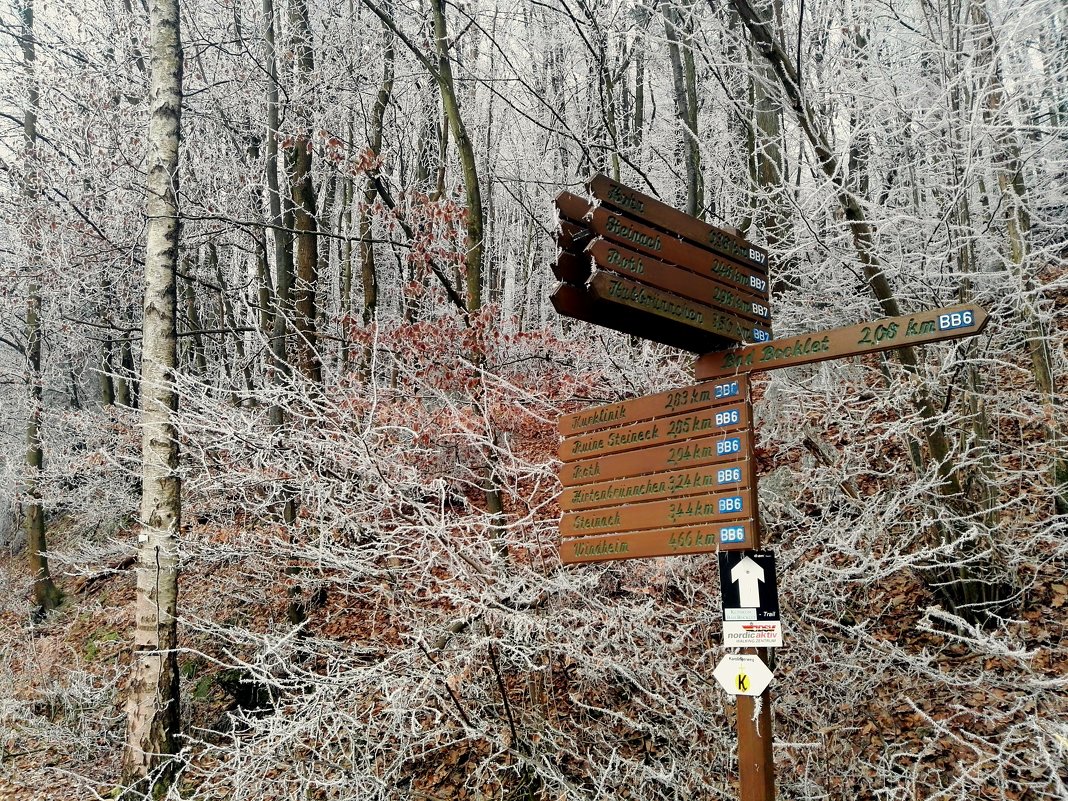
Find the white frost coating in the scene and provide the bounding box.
[4,1,1062,797]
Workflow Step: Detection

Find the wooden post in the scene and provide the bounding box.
[736,388,775,801]
[736,658,775,800]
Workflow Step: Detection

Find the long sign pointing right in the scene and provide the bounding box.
[695,303,989,380]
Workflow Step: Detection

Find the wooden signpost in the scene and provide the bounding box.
[548,175,992,801]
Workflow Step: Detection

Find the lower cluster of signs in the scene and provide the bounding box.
[556,377,781,697]
[557,375,757,563]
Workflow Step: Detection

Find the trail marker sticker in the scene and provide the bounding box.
[718,550,782,647]
[713,653,774,697]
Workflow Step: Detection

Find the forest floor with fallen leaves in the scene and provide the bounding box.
[2,452,1064,799]
[1,290,1067,799]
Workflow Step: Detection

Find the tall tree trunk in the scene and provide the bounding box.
[214,254,256,404]
[664,0,702,217]
[365,0,506,558]
[432,0,482,312]
[117,338,136,407]
[938,2,999,530]
[248,139,274,336]
[631,19,646,153]
[99,274,117,405]
[747,0,788,257]
[18,0,61,616]
[287,0,321,384]
[181,269,206,377]
[482,10,499,306]
[100,337,116,406]
[351,15,394,375]
[122,0,182,786]
[339,176,354,368]
[430,0,507,554]
[264,0,292,431]
[970,0,1066,513]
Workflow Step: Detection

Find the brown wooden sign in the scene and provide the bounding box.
[560,458,750,512]
[551,249,589,284]
[588,174,768,273]
[556,218,591,251]
[584,207,770,301]
[560,519,756,563]
[550,242,769,326]
[560,429,752,487]
[588,271,772,344]
[550,283,733,354]
[695,303,990,380]
[559,401,749,463]
[560,485,754,536]
[587,239,771,320]
[555,191,593,226]
[559,375,748,436]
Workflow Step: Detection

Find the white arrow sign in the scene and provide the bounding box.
[731,555,764,608]
[712,653,774,696]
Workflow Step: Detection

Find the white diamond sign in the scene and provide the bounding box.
[712,654,774,697]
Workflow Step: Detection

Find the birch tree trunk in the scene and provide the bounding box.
[122,0,182,785]
[18,0,61,616]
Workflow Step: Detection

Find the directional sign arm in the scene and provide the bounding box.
[587,174,769,273]
[550,282,732,354]
[589,271,771,344]
[555,191,593,224]
[695,304,990,380]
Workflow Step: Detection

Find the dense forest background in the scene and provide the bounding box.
[0,0,1065,798]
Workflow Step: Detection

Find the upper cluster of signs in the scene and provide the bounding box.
[551,175,771,353]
